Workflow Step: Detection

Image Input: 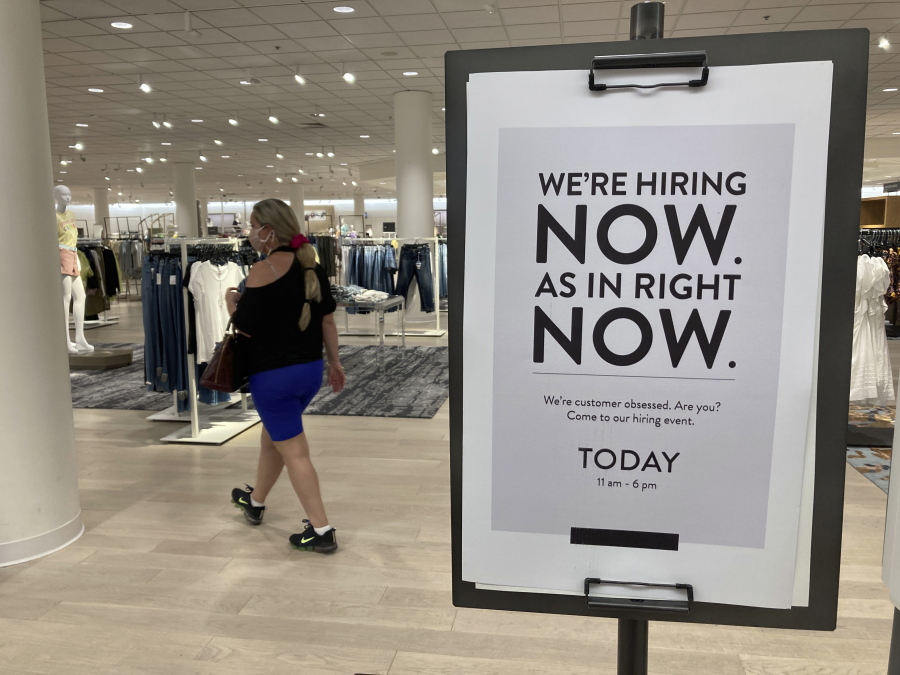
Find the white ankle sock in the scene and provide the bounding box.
[313,525,333,536]
[250,497,265,508]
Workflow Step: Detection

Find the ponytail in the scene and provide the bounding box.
[297,242,321,331]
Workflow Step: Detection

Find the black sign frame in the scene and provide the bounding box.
[446,28,868,630]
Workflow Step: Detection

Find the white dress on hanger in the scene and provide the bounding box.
[850,255,895,404]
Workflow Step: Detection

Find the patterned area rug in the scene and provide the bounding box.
[70,343,449,419]
[847,446,891,494]
[848,403,896,447]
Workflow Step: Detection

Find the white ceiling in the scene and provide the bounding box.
[40,0,900,205]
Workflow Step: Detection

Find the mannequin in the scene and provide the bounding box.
[56,185,93,354]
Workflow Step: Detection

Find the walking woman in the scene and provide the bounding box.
[226,198,345,553]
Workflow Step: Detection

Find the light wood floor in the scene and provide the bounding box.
[1,299,897,674]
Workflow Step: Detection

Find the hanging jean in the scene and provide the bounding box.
[438,242,448,298]
[395,244,435,313]
[142,256,164,390]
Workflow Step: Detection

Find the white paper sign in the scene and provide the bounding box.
[462,63,832,608]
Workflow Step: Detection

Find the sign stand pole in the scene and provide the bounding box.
[618,619,649,674]
[614,6,665,674]
[889,610,900,674]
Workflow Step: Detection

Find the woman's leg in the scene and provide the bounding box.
[272,432,329,528]
[250,426,284,503]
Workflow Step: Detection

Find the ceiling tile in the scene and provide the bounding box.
[385,14,447,31]
[431,0,486,10]
[42,20,108,37]
[560,2,619,21]
[854,4,900,20]
[345,32,405,48]
[563,19,619,37]
[500,5,560,25]
[247,4,320,23]
[330,16,394,33]
[169,0,241,9]
[220,25,291,42]
[123,32,191,48]
[41,5,74,20]
[277,21,341,39]
[441,10,503,28]
[43,53,81,67]
[308,1,380,21]
[43,37,95,52]
[733,8,801,26]
[194,8,267,27]
[794,4,864,22]
[451,26,507,42]
[510,37,561,46]
[41,0,126,19]
[399,29,455,46]
[151,45,214,59]
[411,44,456,58]
[249,40,311,54]
[682,0,746,13]
[360,46,417,59]
[72,35,139,50]
[507,23,561,39]
[106,0,184,11]
[782,20,848,31]
[65,50,126,64]
[675,11,740,29]
[315,48,368,62]
[223,54,279,68]
[296,35,356,52]
[138,12,211,31]
[200,42,260,57]
[368,0,436,15]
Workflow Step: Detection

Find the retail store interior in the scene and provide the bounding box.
[5,0,900,672]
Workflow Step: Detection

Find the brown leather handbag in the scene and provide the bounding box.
[200,320,248,393]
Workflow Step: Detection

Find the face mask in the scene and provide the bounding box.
[249,226,273,253]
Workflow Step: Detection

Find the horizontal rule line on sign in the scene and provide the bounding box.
[533,372,735,382]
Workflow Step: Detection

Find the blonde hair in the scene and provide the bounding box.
[252,198,321,331]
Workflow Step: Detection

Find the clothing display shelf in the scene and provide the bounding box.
[147,236,259,445]
[860,196,900,229]
[73,237,119,328]
[340,236,446,337]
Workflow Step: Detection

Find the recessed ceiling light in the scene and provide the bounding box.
[327,151,335,158]
[291,176,298,182]
[60,171,67,174]
[403,71,418,76]
[316,152,324,158]
[340,163,348,166]
[88,88,104,93]
[305,152,314,156]
[360,134,370,138]
[432,148,440,154]
[159,157,167,162]
[342,72,356,83]
[161,142,171,145]
[145,157,154,163]
[111,21,133,29]
[268,115,279,124]
[195,167,202,169]
[127,169,134,172]
[334,6,355,13]
[294,74,306,85]
[228,117,239,126]
[118,192,123,196]
[214,139,223,145]
[221,155,230,158]
[70,143,84,150]
[135,167,143,173]
[276,177,283,183]
[140,82,152,93]
[894,132,900,135]
[441,107,445,111]
[76,123,88,127]
[886,88,899,92]
[191,119,203,123]
[266,165,274,168]
[880,37,891,49]
[199,155,207,162]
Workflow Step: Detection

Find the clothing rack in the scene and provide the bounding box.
[339,236,445,337]
[75,238,120,327]
[106,232,145,300]
[147,236,259,445]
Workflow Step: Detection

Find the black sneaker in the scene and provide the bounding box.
[289,520,338,553]
[231,484,265,525]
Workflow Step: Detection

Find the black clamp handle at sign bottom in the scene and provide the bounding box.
[584,578,694,613]
[589,51,709,91]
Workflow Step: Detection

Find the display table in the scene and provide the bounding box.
[337,295,405,347]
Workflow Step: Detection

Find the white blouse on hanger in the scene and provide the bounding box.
[849,254,895,404]
[187,261,245,363]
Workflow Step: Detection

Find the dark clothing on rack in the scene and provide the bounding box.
[102,247,120,296]
[311,235,338,277]
[396,243,435,313]
[232,256,336,377]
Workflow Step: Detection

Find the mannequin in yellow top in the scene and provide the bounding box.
[56,185,93,354]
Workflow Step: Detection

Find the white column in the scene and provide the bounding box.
[173,162,198,236]
[289,183,306,226]
[0,0,83,566]
[394,91,433,240]
[199,200,208,237]
[92,187,109,238]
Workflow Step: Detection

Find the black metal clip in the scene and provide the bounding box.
[589,51,709,91]
[584,577,693,613]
